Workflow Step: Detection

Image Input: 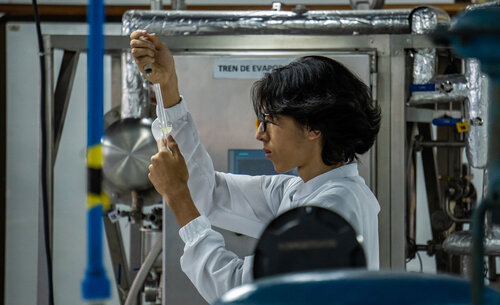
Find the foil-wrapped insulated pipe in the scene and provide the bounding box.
[410,7,450,84]
[407,75,468,105]
[410,6,450,35]
[121,8,416,119]
[465,58,489,169]
[120,7,447,119]
[411,49,436,85]
[443,226,500,256]
[121,10,414,36]
[121,52,150,119]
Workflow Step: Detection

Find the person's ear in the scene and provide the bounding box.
[306,129,321,140]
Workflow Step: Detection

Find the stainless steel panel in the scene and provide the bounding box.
[174,53,372,175]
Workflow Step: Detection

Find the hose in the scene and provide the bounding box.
[124,233,163,305]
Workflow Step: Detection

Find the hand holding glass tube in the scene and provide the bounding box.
[136,34,173,139]
[144,63,172,139]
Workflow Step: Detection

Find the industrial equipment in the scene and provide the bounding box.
[253,206,366,280]
[40,2,500,304]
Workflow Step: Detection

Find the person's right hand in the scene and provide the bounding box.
[130,30,181,108]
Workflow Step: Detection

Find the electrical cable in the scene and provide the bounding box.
[416,252,423,272]
[32,1,55,304]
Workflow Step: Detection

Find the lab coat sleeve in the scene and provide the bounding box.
[152,100,295,238]
[179,215,254,304]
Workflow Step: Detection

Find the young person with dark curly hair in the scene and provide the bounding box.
[130,30,382,303]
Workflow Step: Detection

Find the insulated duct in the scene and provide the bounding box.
[465,59,489,169]
[407,74,468,105]
[442,226,500,256]
[460,2,498,168]
[121,9,413,36]
[120,7,447,119]
[121,52,151,119]
[410,7,450,85]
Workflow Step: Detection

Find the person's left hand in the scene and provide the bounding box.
[148,135,189,204]
[149,135,201,227]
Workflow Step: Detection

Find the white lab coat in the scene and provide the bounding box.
[152,100,380,304]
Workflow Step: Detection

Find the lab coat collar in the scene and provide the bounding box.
[294,162,359,200]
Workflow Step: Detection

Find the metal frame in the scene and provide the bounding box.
[43,33,437,272]
[0,12,6,305]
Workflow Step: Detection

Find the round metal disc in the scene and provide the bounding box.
[102,118,157,191]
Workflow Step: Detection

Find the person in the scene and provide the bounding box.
[130,30,382,303]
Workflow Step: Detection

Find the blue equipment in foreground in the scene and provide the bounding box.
[214,270,500,305]
[440,6,500,305]
[81,0,111,301]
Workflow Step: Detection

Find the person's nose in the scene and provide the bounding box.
[255,122,267,142]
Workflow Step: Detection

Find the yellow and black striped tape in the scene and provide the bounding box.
[86,144,110,211]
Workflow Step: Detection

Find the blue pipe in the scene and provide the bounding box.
[81,0,110,300]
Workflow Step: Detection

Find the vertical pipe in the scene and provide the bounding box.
[81,0,110,301]
[171,0,186,10]
[151,0,162,10]
[0,15,5,305]
[471,78,500,305]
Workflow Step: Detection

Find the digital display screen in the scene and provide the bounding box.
[228,149,297,176]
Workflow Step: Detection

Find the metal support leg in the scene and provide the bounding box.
[104,214,131,304]
[53,50,80,162]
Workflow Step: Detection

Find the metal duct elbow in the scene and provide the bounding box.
[410,7,450,85]
[410,6,450,35]
[465,59,489,168]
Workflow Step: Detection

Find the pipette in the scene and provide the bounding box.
[143,49,170,303]
[144,63,172,139]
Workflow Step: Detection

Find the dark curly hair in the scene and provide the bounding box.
[252,56,381,165]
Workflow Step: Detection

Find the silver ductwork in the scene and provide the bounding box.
[410,7,450,85]
[461,0,497,170]
[121,52,151,119]
[407,74,468,105]
[121,10,414,37]
[121,7,449,120]
[443,226,500,256]
[464,59,489,169]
